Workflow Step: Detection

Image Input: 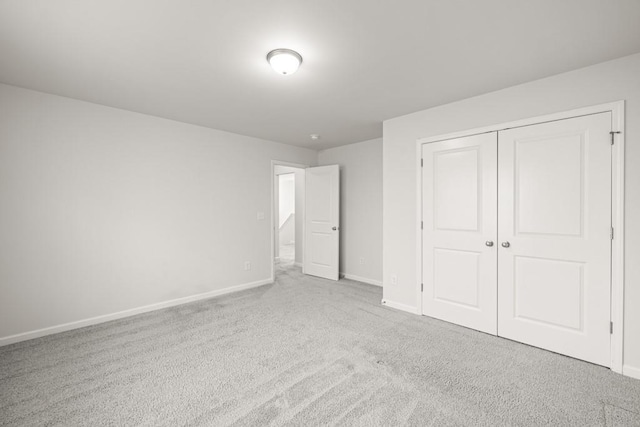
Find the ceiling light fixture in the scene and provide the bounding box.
[310,134,320,140]
[267,49,302,75]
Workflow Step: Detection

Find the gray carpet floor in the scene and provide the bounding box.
[2,259,640,426]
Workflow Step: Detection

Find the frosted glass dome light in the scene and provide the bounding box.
[267,49,302,75]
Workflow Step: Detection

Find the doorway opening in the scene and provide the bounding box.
[272,163,306,277]
[277,173,296,264]
[271,161,341,282]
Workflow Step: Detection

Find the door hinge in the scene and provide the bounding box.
[421,221,423,230]
[611,227,614,240]
[421,158,424,167]
[610,321,614,334]
[421,283,424,292]
[610,131,621,145]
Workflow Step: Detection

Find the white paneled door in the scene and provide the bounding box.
[422,133,498,335]
[421,112,613,366]
[498,113,612,366]
[304,165,340,280]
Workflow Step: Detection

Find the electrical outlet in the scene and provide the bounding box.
[359,257,365,265]
[244,261,251,271]
[391,275,397,285]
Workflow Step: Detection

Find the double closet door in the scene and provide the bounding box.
[421,112,612,367]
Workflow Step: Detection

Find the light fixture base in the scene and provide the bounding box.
[267,48,303,75]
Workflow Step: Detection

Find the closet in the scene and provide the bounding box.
[421,112,612,367]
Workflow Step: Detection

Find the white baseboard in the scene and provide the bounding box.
[341,273,382,287]
[623,364,640,380]
[381,299,419,315]
[0,278,272,347]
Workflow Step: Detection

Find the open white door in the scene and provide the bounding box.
[304,165,339,280]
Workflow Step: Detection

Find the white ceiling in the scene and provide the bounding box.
[1,1,640,149]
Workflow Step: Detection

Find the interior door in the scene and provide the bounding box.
[422,133,498,335]
[497,113,612,366]
[304,165,340,280]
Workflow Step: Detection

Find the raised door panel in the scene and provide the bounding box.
[433,249,480,308]
[514,256,584,331]
[515,134,583,236]
[434,148,480,232]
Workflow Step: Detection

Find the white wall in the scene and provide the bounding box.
[318,138,383,285]
[382,53,640,375]
[293,169,305,265]
[277,173,296,247]
[0,83,316,342]
[279,214,295,247]
[278,174,295,228]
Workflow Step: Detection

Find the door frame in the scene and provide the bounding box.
[415,101,625,374]
[271,160,309,282]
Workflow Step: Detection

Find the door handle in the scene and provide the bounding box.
[485,241,494,247]
[332,226,338,231]
[501,241,510,248]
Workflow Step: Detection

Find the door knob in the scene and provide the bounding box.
[501,241,510,248]
[485,241,494,247]
[332,226,338,231]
